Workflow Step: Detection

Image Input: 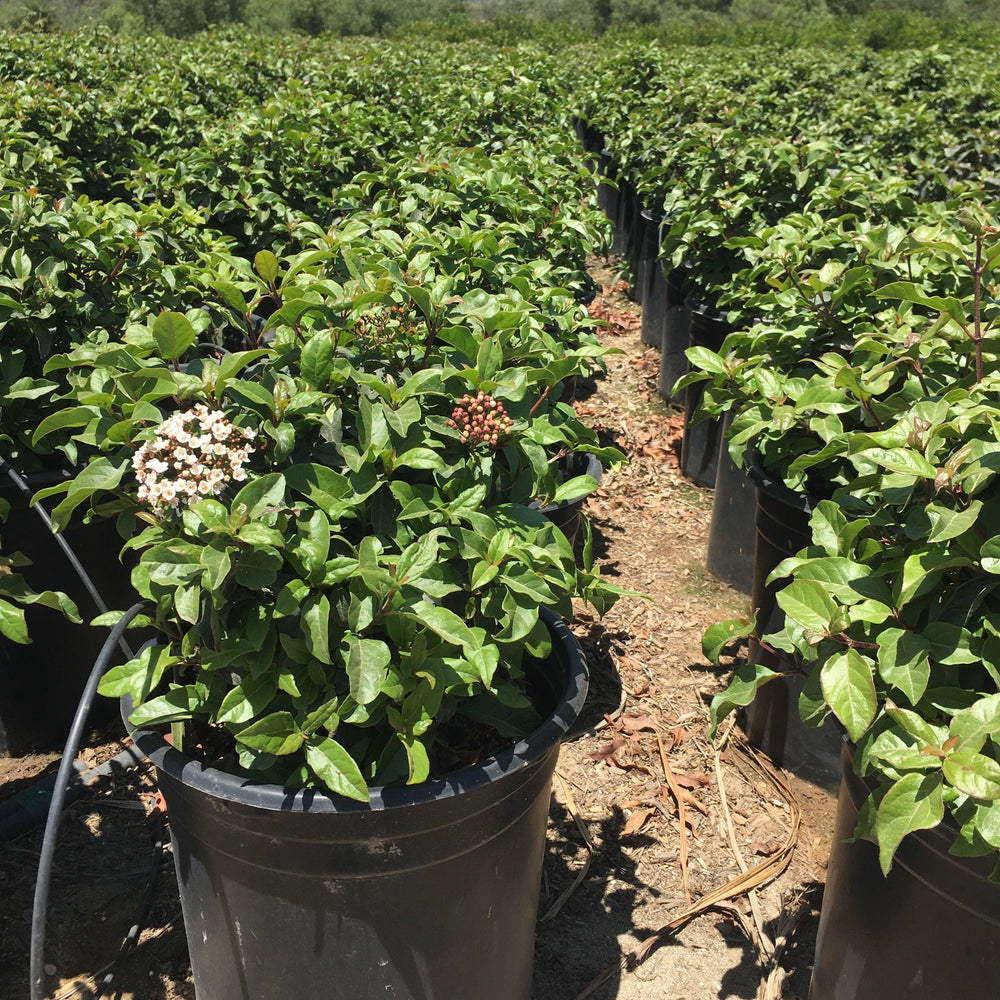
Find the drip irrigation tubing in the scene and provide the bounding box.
[29,601,147,1000]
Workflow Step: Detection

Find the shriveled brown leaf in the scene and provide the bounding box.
[621,806,656,837]
[590,735,625,763]
[619,713,658,734]
[670,725,696,746]
[673,771,711,790]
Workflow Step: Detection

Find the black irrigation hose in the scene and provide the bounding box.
[29,601,147,1000]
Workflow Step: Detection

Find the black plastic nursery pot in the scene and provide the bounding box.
[742,455,841,789]
[625,196,654,303]
[596,149,619,224]
[680,295,731,488]
[638,211,667,349]
[658,267,692,405]
[0,469,133,755]
[126,608,588,1000]
[704,413,755,594]
[582,122,604,155]
[809,740,1000,1000]
[535,451,603,554]
[614,179,638,273]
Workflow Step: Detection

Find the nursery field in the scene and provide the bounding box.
[0,270,839,1000]
[2,25,1000,1000]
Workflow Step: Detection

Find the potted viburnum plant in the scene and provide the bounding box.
[36,251,623,1000]
[706,208,1000,1000]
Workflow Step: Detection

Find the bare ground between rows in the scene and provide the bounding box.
[0,255,838,1000]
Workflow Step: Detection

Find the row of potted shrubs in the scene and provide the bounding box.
[4,32,637,1000]
[574,40,1000,1000]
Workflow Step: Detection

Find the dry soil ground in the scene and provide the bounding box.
[0,259,839,1000]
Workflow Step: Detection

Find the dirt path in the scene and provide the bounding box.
[532,262,838,1000]
[0,259,839,1000]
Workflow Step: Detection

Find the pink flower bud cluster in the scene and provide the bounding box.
[133,404,255,515]
[446,392,513,449]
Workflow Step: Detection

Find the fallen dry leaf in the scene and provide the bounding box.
[670,726,696,746]
[661,783,709,816]
[619,714,658,734]
[673,771,711,790]
[621,807,656,837]
[590,735,626,763]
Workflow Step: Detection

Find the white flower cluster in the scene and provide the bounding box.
[133,404,255,515]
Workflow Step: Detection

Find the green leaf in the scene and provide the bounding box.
[233,546,282,590]
[399,731,431,785]
[943,751,1000,801]
[285,463,352,508]
[395,532,440,588]
[708,660,780,737]
[874,281,968,329]
[684,346,729,376]
[471,560,499,590]
[926,501,982,543]
[981,535,1000,574]
[820,649,877,742]
[45,456,126,532]
[875,772,944,874]
[300,333,335,390]
[394,448,445,471]
[809,501,847,553]
[550,475,599,505]
[11,247,31,280]
[397,368,444,399]
[853,446,938,479]
[232,473,286,521]
[254,250,280,284]
[950,694,1000,752]
[302,594,332,664]
[500,564,557,604]
[780,556,890,605]
[173,583,201,624]
[476,336,504,381]
[884,703,943,747]
[228,379,278,415]
[211,280,248,314]
[216,673,279,725]
[215,350,270,388]
[145,542,204,588]
[99,645,180,704]
[304,737,369,801]
[877,629,932,705]
[343,636,390,706]
[776,579,839,634]
[152,311,197,362]
[128,684,207,726]
[408,601,482,655]
[0,601,28,643]
[200,545,233,592]
[702,617,757,662]
[234,711,304,755]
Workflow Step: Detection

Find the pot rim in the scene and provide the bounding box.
[125,607,587,815]
[745,447,817,514]
[532,452,603,516]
